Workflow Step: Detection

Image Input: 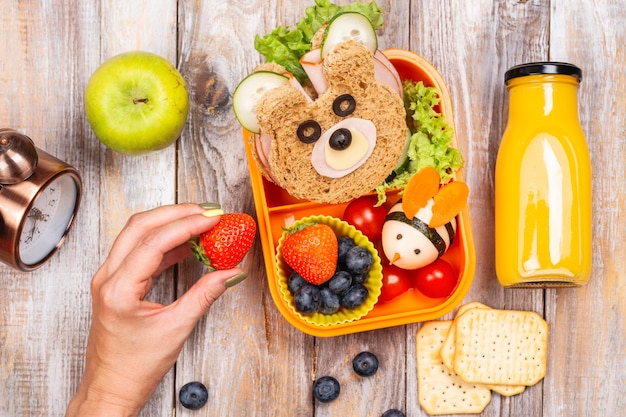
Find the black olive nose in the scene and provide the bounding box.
[329,128,352,150]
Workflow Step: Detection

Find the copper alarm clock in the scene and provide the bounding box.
[0,128,82,271]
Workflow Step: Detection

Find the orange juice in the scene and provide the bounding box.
[495,62,591,287]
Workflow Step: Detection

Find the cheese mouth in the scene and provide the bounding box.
[310,118,376,178]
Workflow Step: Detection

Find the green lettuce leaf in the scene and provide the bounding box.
[375,80,464,203]
[254,0,383,83]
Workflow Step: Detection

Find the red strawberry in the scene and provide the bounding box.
[190,213,256,270]
[281,222,338,285]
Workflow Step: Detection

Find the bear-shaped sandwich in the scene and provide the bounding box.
[234,19,408,204]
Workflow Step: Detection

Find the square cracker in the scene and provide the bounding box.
[453,308,548,386]
[440,302,489,370]
[440,302,526,396]
[417,321,491,415]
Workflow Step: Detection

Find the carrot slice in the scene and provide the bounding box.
[402,166,441,219]
[429,181,469,227]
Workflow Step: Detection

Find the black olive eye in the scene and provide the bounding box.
[332,94,357,117]
[329,128,352,150]
[414,248,421,255]
[297,120,322,143]
[395,234,403,240]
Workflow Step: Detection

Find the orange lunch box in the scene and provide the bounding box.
[243,49,476,337]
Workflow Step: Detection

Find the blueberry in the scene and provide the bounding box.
[287,271,307,294]
[179,381,208,410]
[337,236,356,264]
[381,409,405,417]
[345,246,373,274]
[341,284,369,309]
[313,376,340,403]
[351,272,368,285]
[352,351,379,377]
[319,287,341,315]
[294,284,321,314]
[328,270,353,295]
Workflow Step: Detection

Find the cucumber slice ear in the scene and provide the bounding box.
[232,71,289,133]
[321,12,378,58]
[394,128,413,174]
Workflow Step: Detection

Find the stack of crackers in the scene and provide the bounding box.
[416,302,549,415]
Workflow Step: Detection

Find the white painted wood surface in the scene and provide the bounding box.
[1,1,624,416]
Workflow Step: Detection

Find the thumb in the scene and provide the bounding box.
[173,268,247,326]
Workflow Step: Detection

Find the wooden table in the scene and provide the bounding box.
[1,1,624,416]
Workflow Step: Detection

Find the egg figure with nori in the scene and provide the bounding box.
[381,167,469,270]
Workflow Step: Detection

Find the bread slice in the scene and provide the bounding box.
[255,41,406,204]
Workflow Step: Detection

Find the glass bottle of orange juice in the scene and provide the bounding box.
[495,62,592,287]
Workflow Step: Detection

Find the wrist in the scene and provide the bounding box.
[66,366,153,417]
[66,393,140,417]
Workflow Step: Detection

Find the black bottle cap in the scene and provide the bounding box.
[505,62,582,83]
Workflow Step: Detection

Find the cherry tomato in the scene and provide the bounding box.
[413,258,458,299]
[379,263,412,303]
[343,195,388,242]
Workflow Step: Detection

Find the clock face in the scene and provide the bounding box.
[18,174,79,266]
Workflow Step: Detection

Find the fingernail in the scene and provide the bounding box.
[202,208,224,218]
[199,202,221,210]
[224,272,247,288]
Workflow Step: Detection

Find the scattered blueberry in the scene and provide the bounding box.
[294,284,321,314]
[313,376,341,403]
[381,409,405,417]
[345,246,374,274]
[352,351,379,377]
[319,287,341,315]
[341,284,369,309]
[179,381,208,410]
[288,271,307,294]
[328,270,353,295]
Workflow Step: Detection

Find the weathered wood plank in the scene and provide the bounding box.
[544,1,626,416]
[176,1,316,416]
[0,0,180,416]
[0,1,101,416]
[407,0,550,416]
[94,2,180,416]
[311,1,412,417]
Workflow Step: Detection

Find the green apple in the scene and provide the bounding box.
[85,51,189,154]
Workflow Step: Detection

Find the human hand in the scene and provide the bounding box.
[65,203,248,417]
